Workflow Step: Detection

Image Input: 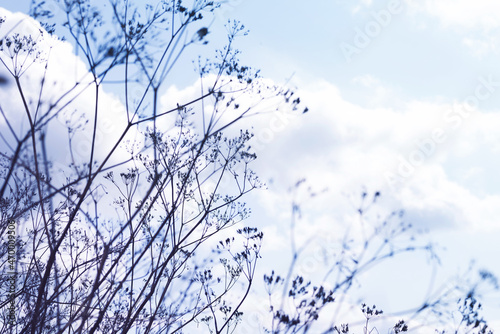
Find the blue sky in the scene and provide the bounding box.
[2,0,500,331]
[228,0,500,109]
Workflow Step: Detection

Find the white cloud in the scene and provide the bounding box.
[235,77,500,236]
[351,74,401,107]
[235,72,500,326]
[352,74,379,87]
[406,0,500,30]
[0,8,141,179]
[404,0,500,58]
[463,36,500,58]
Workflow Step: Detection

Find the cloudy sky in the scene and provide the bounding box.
[3,0,500,331]
[221,0,500,329]
[223,0,500,328]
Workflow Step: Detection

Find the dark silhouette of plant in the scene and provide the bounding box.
[0,1,497,334]
[262,183,497,334]
[456,293,492,333]
[0,1,302,333]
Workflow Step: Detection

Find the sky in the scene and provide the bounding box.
[219,0,500,330]
[2,0,500,332]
